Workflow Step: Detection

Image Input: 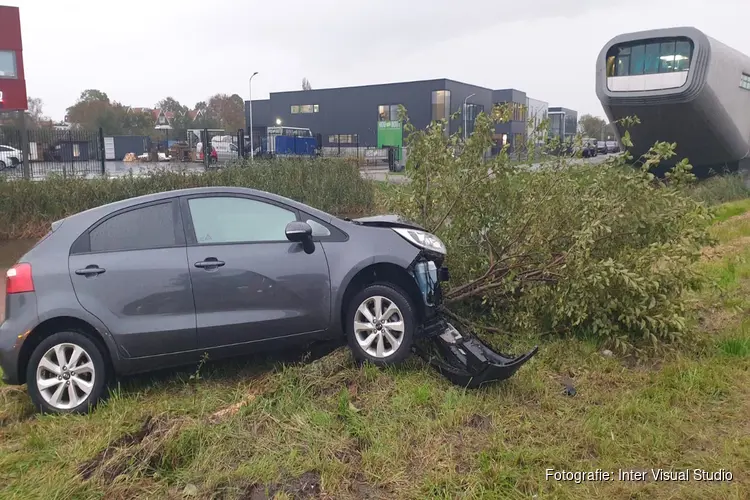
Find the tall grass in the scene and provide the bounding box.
[0,158,375,240]
[685,173,750,205]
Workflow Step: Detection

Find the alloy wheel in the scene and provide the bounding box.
[35,342,96,410]
[353,295,405,358]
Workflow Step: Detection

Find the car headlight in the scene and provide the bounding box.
[392,228,447,255]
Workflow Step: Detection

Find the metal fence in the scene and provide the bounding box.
[0,124,105,179]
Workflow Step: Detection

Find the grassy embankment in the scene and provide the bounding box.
[0,167,748,499]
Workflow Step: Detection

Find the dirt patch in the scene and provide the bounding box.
[348,473,391,500]
[241,471,323,500]
[78,414,191,482]
[465,413,493,430]
[208,375,275,424]
[701,236,750,261]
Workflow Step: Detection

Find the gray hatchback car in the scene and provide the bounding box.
[0,186,452,413]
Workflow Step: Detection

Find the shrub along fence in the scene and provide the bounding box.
[0,158,376,240]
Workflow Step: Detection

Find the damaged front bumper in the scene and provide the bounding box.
[417,320,538,389]
[410,254,538,388]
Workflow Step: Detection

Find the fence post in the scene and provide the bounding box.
[237,129,245,159]
[20,111,30,179]
[98,127,105,176]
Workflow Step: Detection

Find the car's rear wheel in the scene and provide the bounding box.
[26,331,108,414]
[345,283,416,366]
[0,161,6,170]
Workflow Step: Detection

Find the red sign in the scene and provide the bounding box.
[0,6,27,111]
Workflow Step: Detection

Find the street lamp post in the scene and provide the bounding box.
[248,71,259,161]
[463,93,476,141]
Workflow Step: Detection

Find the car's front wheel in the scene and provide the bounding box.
[345,283,416,366]
[26,331,108,414]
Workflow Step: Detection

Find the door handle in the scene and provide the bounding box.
[194,258,225,269]
[75,265,106,276]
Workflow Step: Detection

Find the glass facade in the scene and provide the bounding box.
[378,104,401,121]
[564,113,577,139]
[0,50,17,79]
[549,114,563,140]
[431,90,451,123]
[606,37,694,77]
[465,103,484,136]
[290,104,319,114]
[328,134,358,144]
[741,73,750,91]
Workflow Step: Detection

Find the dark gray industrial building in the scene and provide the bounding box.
[596,27,750,176]
[245,79,547,154]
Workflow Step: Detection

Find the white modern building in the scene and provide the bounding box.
[526,97,548,144]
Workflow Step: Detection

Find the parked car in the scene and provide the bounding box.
[212,141,240,162]
[597,140,609,155]
[605,140,621,153]
[579,138,598,158]
[0,144,22,170]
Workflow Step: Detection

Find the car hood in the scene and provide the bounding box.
[351,214,425,231]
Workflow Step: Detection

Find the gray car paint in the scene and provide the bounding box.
[0,186,425,385]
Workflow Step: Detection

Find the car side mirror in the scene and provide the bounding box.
[285,221,313,243]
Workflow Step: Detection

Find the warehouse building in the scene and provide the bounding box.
[245,79,555,155]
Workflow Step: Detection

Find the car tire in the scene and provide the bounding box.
[26,331,108,414]
[0,161,6,170]
[345,283,416,366]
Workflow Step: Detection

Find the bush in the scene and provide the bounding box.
[0,158,375,240]
[383,107,714,352]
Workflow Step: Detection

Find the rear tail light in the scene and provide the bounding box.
[6,263,34,294]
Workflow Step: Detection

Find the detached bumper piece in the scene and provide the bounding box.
[416,321,538,389]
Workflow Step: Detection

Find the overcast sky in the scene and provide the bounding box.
[7,0,750,121]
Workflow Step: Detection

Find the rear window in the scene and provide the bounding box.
[90,202,177,253]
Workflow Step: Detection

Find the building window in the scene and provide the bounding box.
[464,103,484,136]
[0,50,17,79]
[431,90,451,123]
[548,114,563,140]
[329,134,358,144]
[741,73,750,90]
[378,104,401,122]
[606,37,694,77]
[291,104,318,114]
[496,102,526,122]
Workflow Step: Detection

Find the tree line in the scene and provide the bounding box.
[19,91,247,140]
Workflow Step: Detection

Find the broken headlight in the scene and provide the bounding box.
[392,228,447,255]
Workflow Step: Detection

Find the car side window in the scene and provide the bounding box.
[188,197,297,244]
[90,202,177,253]
[306,219,331,237]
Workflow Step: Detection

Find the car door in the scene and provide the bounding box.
[181,194,331,350]
[68,199,197,358]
